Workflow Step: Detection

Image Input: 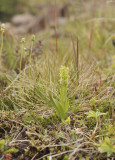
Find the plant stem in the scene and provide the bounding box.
[20,44,24,73]
[93,118,98,135]
[54,0,58,53]
[29,41,33,76]
[77,37,79,82]
[0,32,4,59]
[71,37,79,83]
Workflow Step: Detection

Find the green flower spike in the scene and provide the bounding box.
[60,65,69,87]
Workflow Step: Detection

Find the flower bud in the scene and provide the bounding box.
[1,23,5,32]
[31,34,35,42]
[21,37,25,44]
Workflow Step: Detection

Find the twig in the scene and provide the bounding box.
[94,70,102,86]
[40,138,83,152]
[36,153,52,160]
[31,153,38,160]
[69,142,92,159]
[0,155,4,160]
[12,127,27,143]
[69,148,89,160]
[51,150,73,158]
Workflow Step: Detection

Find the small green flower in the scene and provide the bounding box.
[1,23,5,33]
[31,34,35,42]
[60,66,69,86]
[21,37,25,44]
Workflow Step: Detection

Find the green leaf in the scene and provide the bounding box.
[54,99,67,120]
[85,110,107,119]
[49,93,67,120]
[98,137,115,156]
[5,148,19,153]
[0,139,5,151]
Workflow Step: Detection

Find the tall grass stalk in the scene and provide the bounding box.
[76,37,79,81]
[94,70,102,100]
[0,24,5,59]
[20,38,25,73]
[71,36,79,82]
[29,35,35,76]
[54,0,58,53]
